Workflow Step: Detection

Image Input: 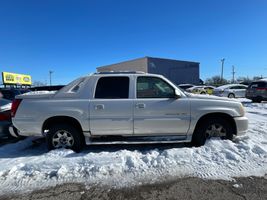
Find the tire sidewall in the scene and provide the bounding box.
[192,118,234,147]
[46,124,84,152]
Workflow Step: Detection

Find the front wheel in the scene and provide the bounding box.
[191,118,234,147]
[46,124,84,152]
[228,93,235,98]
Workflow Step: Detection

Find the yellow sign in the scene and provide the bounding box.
[2,72,32,85]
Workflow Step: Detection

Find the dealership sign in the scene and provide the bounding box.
[2,72,32,85]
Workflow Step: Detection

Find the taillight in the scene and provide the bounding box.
[11,99,22,117]
[256,88,267,91]
[0,113,10,121]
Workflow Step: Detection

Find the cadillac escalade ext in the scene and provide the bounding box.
[11,72,248,152]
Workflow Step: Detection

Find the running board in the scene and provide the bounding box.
[85,135,189,145]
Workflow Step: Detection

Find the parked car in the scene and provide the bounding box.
[186,86,215,95]
[246,79,267,103]
[178,84,195,91]
[11,72,248,152]
[0,98,12,138]
[213,84,248,98]
[0,88,30,101]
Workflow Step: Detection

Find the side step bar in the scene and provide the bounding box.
[85,135,189,145]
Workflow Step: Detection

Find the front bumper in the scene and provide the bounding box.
[234,116,248,136]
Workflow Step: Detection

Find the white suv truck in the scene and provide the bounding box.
[11,72,248,152]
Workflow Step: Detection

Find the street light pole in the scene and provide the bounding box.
[49,70,53,86]
[220,58,225,83]
[232,65,236,83]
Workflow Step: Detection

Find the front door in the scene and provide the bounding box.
[134,76,190,135]
[90,76,133,135]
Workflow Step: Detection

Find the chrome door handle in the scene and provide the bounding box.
[95,104,104,110]
[136,103,145,109]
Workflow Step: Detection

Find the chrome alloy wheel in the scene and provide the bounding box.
[52,130,74,148]
[205,123,226,138]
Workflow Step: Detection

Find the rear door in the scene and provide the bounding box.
[236,85,247,97]
[133,76,190,136]
[89,76,133,135]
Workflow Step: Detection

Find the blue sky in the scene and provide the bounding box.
[0,0,267,85]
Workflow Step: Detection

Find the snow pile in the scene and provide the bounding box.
[0,101,266,194]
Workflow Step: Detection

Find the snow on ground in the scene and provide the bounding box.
[0,100,267,194]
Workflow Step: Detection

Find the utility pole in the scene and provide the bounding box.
[232,65,236,83]
[220,58,225,83]
[49,70,53,86]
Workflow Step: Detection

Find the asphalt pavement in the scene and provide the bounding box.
[1,176,266,200]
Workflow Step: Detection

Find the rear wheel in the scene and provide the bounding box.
[191,118,234,147]
[228,93,235,98]
[46,124,84,152]
[252,97,262,103]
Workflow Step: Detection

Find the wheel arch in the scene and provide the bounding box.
[42,116,84,137]
[193,112,237,136]
[228,93,235,98]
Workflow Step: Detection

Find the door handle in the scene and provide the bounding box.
[95,104,104,110]
[136,103,145,109]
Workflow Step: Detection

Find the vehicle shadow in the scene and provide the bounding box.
[66,142,190,158]
[0,137,47,158]
[0,136,190,159]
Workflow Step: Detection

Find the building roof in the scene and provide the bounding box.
[97,56,199,70]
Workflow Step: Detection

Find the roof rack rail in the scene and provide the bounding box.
[94,71,145,74]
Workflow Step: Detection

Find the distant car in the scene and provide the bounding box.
[0,98,12,138]
[186,86,215,95]
[213,84,248,98]
[0,88,30,101]
[178,84,195,91]
[246,79,267,103]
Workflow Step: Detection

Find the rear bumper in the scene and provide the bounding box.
[9,126,20,138]
[12,118,43,137]
[234,116,248,136]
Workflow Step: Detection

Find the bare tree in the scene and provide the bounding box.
[205,75,228,86]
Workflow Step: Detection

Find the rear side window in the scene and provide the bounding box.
[95,77,129,99]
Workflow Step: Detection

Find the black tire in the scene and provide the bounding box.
[46,123,84,152]
[252,97,262,103]
[228,93,235,98]
[191,118,234,147]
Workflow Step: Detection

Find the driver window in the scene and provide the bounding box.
[137,77,175,98]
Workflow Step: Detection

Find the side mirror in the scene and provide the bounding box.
[175,90,181,99]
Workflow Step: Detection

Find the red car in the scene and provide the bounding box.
[0,98,12,138]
